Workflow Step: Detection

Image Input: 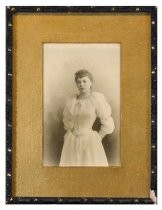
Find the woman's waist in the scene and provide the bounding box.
[71,127,93,136]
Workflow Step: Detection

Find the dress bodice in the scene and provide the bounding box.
[63,91,115,138]
[70,96,97,135]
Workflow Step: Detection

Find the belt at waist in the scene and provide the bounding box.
[71,128,92,137]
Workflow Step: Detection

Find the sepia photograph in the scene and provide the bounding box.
[43,43,120,167]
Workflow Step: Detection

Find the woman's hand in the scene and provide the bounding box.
[94,131,103,142]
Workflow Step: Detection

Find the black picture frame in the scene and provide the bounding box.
[6,6,157,204]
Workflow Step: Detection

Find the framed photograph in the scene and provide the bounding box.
[6,6,157,204]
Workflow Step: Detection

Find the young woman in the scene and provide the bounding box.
[59,69,115,166]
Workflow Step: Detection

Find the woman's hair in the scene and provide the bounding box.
[75,69,94,82]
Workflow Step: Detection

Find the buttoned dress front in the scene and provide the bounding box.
[59,91,115,166]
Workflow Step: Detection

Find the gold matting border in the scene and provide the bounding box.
[6,6,157,204]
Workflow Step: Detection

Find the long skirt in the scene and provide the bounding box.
[59,130,108,166]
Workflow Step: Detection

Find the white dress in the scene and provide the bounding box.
[59,91,115,166]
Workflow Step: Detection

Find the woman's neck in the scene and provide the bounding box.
[78,91,91,99]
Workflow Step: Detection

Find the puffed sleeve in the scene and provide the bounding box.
[63,99,74,132]
[94,92,115,138]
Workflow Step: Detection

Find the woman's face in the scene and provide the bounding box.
[76,76,92,94]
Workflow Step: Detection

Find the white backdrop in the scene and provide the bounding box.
[43,43,120,166]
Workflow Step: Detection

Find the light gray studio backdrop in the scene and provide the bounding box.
[43,43,120,166]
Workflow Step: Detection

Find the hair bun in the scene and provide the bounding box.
[75,69,93,82]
